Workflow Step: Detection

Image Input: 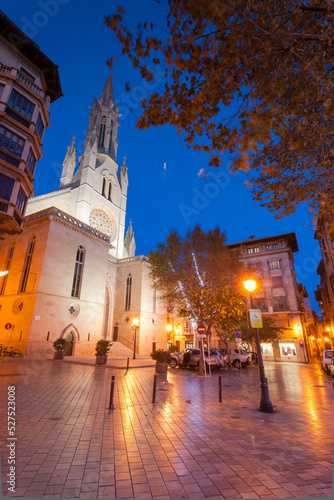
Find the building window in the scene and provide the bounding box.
[8,89,35,120]
[153,288,156,313]
[102,177,106,197]
[0,84,4,99]
[0,126,25,157]
[273,296,288,311]
[272,276,283,288]
[36,114,45,139]
[185,341,194,349]
[16,188,27,213]
[272,244,278,250]
[19,67,36,82]
[71,245,85,298]
[108,182,112,201]
[184,321,190,333]
[247,247,259,254]
[266,245,271,251]
[261,343,273,356]
[0,174,14,201]
[125,274,132,311]
[0,243,15,295]
[280,342,296,357]
[20,236,36,293]
[253,297,268,312]
[98,115,106,148]
[27,149,36,175]
[269,260,280,270]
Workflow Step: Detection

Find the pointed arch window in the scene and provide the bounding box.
[108,182,112,201]
[20,236,36,293]
[125,274,132,311]
[102,177,106,197]
[98,115,106,148]
[71,245,85,298]
[0,243,15,295]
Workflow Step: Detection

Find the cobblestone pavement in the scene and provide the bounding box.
[0,359,333,499]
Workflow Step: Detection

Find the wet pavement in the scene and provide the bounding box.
[0,359,333,499]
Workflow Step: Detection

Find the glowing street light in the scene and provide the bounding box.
[132,316,139,359]
[243,279,274,413]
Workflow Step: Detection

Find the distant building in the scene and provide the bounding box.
[314,216,334,350]
[0,10,62,239]
[225,234,310,363]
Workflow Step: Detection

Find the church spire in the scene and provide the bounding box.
[99,73,114,107]
[81,73,119,162]
[60,136,76,188]
[123,219,136,258]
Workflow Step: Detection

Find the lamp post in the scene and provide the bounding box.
[132,316,139,359]
[243,279,274,413]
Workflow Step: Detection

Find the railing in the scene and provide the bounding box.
[0,63,46,101]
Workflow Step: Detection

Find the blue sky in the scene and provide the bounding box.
[2,0,322,311]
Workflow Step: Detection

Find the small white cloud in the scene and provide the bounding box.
[198,168,209,179]
[163,162,167,170]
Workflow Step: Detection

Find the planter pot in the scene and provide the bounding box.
[54,351,64,360]
[96,355,107,365]
[155,362,168,373]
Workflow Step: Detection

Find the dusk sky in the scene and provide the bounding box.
[2,0,322,312]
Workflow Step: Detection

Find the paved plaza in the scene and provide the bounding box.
[0,359,333,499]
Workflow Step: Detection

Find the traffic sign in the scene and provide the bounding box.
[299,339,304,347]
[5,323,12,330]
[197,334,206,339]
[235,331,241,338]
[236,338,242,343]
[197,324,206,334]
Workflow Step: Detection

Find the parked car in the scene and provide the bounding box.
[207,348,225,369]
[219,348,249,368]
[169,348,218,370]
[320,349,334,374]
[330,357,334,378]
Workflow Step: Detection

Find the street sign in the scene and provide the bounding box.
[247,309,263,329]
[299,340,304,347]
[236,338,242,343]
[197,324,206,334]
[5,323,12,330]
[235,331,241,338]
[197,334,206,339]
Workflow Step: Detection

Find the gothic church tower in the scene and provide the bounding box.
[26,75,131,259]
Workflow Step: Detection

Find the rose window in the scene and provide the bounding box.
[89,209,113,237]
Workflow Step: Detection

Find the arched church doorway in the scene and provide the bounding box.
[64,332,74,356]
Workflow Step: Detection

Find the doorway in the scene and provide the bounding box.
[64,332,74,356]
[152,342,156,354]
[113,326,118,342]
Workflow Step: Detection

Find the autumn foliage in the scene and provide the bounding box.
[106,1,334,220]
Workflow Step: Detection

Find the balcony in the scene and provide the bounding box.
[0,63,47,101]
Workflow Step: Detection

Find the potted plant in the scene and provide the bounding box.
[95,339,112,364]
[53,338,68,359]
[151,349,172,373]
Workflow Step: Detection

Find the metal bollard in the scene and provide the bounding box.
[152,374,157,403]
[109,375,115,410]
[126,357,129,372]
[219,376,222,403]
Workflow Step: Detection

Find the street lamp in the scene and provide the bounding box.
[132,316,139,359]
[243,279,274,413]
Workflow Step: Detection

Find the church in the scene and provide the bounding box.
[0,75,170,358]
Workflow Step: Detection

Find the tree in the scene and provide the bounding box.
[148,224,248,335]
[107,1,334,220]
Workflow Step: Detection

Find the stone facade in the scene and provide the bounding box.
[0,74,168,359]
[0,11,62,239]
